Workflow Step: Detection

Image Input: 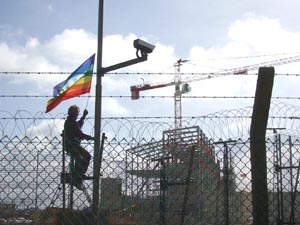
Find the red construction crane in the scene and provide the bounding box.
[130,54,300,129]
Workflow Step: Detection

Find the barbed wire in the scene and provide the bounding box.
[1,95,300,100]
[0,115,299,120]
[1,101,300,140]
[189,51,300,60]
[0,71,245,75]
[0,71,300,76]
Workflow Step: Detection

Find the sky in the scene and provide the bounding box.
[1,0,300,137]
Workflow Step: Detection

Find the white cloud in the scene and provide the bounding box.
[0,29,97,94]
[103,98,129,116]
[25,37,40,49]
[228,15,300,54]
[25,118,64,138]
[44,29,97,67]
[1,14,300,120]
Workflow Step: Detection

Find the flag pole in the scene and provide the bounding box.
[93,0,104,223]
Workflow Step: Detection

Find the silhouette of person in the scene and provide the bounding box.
[64,105,94,190]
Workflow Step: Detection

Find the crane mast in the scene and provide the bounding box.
[174,59,189,129]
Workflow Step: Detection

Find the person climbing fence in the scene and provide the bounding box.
[64,105,94,190]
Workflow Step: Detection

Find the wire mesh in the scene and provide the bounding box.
[1,102,300,224]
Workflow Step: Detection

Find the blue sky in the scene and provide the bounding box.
[2,0,300,54]
[1,0,300,137]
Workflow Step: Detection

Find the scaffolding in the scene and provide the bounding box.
[124,126,222,225]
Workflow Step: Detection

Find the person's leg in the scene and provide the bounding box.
[76,146,91,178]
[69,147,84,190]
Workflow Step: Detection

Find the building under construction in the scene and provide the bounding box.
[98,126,244,225]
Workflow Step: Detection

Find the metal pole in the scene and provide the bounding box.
[69,156,74,210]
[288,136,295,224]
[224,143,229,225]
[278,134,283,223]
[62,131,66,210]
[214,140,236,225]
[180,145,195,225]
[35,149,39,209]
[92,3,151,224]
[274,133,281,224]
[160,160,166,225]
[93,0,104,224]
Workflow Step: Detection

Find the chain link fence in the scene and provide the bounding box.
[1,102,300,224]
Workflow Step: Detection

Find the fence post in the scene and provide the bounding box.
[61,131,66,210]
[250,67,275,225]
[214,140,236,225]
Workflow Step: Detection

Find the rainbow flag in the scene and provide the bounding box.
[46,54,95,113]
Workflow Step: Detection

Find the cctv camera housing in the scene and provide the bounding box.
[134,39,155,54]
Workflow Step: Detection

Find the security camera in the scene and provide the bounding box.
[133,39,155,55]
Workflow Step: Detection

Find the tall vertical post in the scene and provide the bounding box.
[92,3,153,223]
[62,131,66,210]
[214,140,236,225]
[174,59,182,130]
[250,67,275,225]
[93,0,104,224]
[223,143,229,225]
[159,160,166,225]
[69,156,75,210]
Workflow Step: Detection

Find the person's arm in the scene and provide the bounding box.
[75,123,94,141]
[77,110,94,140]
[78,109,88,128]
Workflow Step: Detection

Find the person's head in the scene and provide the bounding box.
[68,105,80,118]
